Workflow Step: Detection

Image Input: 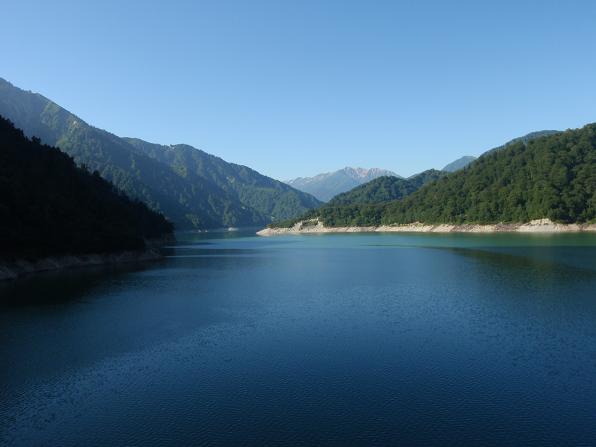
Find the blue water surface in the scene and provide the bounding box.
[1,231,596,446]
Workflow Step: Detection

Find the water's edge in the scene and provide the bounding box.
[3,232,596,445]
[0,236,173,281]
[258,218,596,236]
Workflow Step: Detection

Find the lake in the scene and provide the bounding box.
[1,231,596,446]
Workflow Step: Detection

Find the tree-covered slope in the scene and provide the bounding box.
[381,126,595,225]
[0,78,320,229]
[286,167,400,202]
[277,125,596,227]
[124,138,321,222]
[484,130,560,155]
[441,131,560,173]
[0,116,172,259]
[328,169,446,206]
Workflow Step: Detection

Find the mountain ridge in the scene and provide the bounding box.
[327,169,446,206]
[442,130,561,173]
[0,77,321,229]
[442,156,476,172]
[286,166,400,202]
[271,125,595,228]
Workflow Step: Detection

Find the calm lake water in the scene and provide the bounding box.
[1,231,596,446]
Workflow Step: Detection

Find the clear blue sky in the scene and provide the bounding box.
[3,0,596,179]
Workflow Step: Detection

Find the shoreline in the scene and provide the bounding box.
[0,249,163,281]
[257,218,596,236]
[0,235,175,281]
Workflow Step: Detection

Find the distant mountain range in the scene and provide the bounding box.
[0,78,321,229]
[287,130,561,203]
[327,169,446,206]
[2,76,575,233]
[286,167,400,202]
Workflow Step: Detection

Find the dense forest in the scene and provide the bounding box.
[441,131,560,173]
[273,125,596,227]
[0,116,173,259]
[484,130,559,155]
[124,138,321,224]
[328,170,446,206]
[0,78,320,229]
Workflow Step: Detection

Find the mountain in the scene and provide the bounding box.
[275,125,596,227]
[0,116,172,260]
[0,78,321,229]
[442,131,561,173]
[122,138,319,225]
[327,169,446,206]
[286,167,401,202]
[484,130,560,155]
[442,156,476,172]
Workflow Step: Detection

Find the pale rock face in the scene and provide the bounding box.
[257,219,596,236]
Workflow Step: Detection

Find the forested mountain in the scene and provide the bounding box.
[0,78,320,229]
[124,138,320,225]
[286,167,400,202]
[0,116,172,259]
[441,131,560,173]
[484,130,560,155]
[328,169,446,206]
[274,125,596,227]
[442,156,476,172]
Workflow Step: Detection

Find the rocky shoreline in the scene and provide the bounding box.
[0,235,175,281]
[257,218,596,236]
[0,249,164,282]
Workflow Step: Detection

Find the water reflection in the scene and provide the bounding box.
[0,260,161,308]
